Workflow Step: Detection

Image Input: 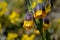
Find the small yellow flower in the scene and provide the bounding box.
[23,20,34,30]
[45,4,51,13]
[7,33,18,40]
[32,1,36,8]
[21,34,35,40]
[0,2,8,17]
[9,11,19,20]
[9,11,20,24]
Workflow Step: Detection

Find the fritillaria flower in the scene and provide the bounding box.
[43,17,50,30]
[33,3,46,19]
[23,13,34,30]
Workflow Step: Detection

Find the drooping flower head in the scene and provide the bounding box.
[34,3,46,18]
[23,12,34,30]
[33,2,47,19]
[43,17,50,30]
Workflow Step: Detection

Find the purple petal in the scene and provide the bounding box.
[44,18,49,24]
[36,3,42,10]
[24,12,33,21]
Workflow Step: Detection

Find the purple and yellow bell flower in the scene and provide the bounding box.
[23,13,34,30]
[33,4,42,18]
[43,17,50,30]
[33,3,46,19]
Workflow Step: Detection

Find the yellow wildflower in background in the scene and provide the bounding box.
[0,2,8,17]
[32,1,37,8]
[9,11,20,24]
[21,34,35,40]
[7,33,18,40]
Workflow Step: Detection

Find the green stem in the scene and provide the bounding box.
[39,18,45,40]
[34,18,45,40]
[45,30,50,40]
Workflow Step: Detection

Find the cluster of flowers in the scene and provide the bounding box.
[0,0,53,40]
[22,0,52,40]
[23,0,52,31]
